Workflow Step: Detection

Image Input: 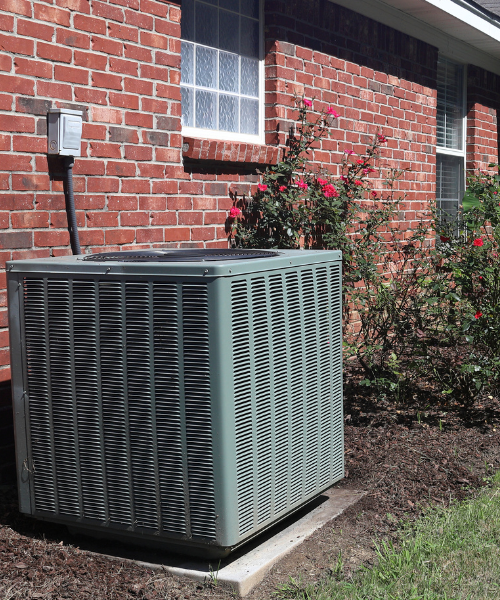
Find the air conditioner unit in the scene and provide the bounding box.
[8,249,343,558]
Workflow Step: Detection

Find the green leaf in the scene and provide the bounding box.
[462,191,481,212]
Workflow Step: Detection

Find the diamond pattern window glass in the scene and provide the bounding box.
[181,0,261,138]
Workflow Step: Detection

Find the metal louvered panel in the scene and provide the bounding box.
[182,284,217,539]
[99,281,133,526]
[48,280,80,517]
[125,282,159,531]
[302,269,320,496]
[268,275,289,516]
[153,283,187,536]
[328,264,344,480]
[251,277,273,526]
[233,263,343,537]
[287,271,305,506]
[232,280,254,536]
[73,280,107,521]
[24,279,56,514]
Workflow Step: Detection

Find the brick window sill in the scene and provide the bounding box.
[182,136,280,165]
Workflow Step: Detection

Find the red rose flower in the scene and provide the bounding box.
[440,235,450,243]
[474,311,483,319]
[229,207,241,218]
[473,238,484,247]
[257,183,268,192]
[355,179,363,186]
[279,185,287,192]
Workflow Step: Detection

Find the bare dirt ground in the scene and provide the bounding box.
[2,373,500,600]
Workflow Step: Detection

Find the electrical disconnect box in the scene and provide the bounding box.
[47,109,83,156]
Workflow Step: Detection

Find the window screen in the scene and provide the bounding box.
[181,0,260,136]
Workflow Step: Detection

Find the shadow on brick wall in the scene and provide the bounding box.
[0,381,15,485]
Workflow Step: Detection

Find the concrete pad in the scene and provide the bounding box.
[132,488,365,596]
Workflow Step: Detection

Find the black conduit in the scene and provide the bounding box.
[63,156,81,255]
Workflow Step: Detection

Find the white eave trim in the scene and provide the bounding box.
[328,0,500,76]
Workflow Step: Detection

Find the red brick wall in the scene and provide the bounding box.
[263,0,438,232]
[467,65,500,172]
[0,0,188,384]
[0,0,499,389]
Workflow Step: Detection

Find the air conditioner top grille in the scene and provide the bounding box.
[82,249,281,263]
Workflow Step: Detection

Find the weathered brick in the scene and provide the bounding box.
[54,64,88,85]
[15,57,52,78]
[18,18,54,41]
[109,126,138,143]
[0,0,31,17]
[74,13,106,35]
[0,231,32,249]
[11,211,49,228]
[0,114,34,133]
[37,41,72,63]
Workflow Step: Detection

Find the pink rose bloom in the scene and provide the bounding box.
[303,99,312,107]
[343,149,355,155]
[363,168,369,174]
[279,185,287,192]
[322,184,339,198]
[377,134,387,143]
[473,238,484,247]
[327,107,339,117]
[229,207,241,218]
[257,183,268,192]
[297,179,308,190]
[317,177,328,186]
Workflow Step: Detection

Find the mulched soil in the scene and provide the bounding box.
[2,368,500,600]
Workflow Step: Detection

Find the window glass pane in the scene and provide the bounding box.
[196,90,217,129]
[181,42,194,84]
[436,153,463,220]
[196,46,217,89]
[219,94,238,132]
[240,56,258,97]
[240,16,259,57]
[240,0,259,18]
[181,86,194,127]
[219,52,238,92]
[220,0,237,9]
[437,58,463,151]
[219,9,239,53]
[181,0,195,42]
[203,0,218,4]
[195,2,218,47]
[240,97,258,134]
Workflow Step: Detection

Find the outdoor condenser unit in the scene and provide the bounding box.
[7,248,343,557]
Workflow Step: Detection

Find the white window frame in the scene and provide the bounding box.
[181,0,265,145]
[435,56,467,219]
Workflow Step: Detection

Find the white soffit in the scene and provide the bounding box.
[328,0,500,75]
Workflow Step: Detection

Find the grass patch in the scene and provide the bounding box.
[278,472,500,600]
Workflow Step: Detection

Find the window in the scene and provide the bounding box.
[436,56,466,221]
[180,0,263,142]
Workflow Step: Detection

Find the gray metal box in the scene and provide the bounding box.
[47,109,82,156]
[7,249,343,557]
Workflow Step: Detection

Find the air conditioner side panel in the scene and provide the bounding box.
[207,277,239,547]
[230,261,344,545]
[7,271,32,515]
